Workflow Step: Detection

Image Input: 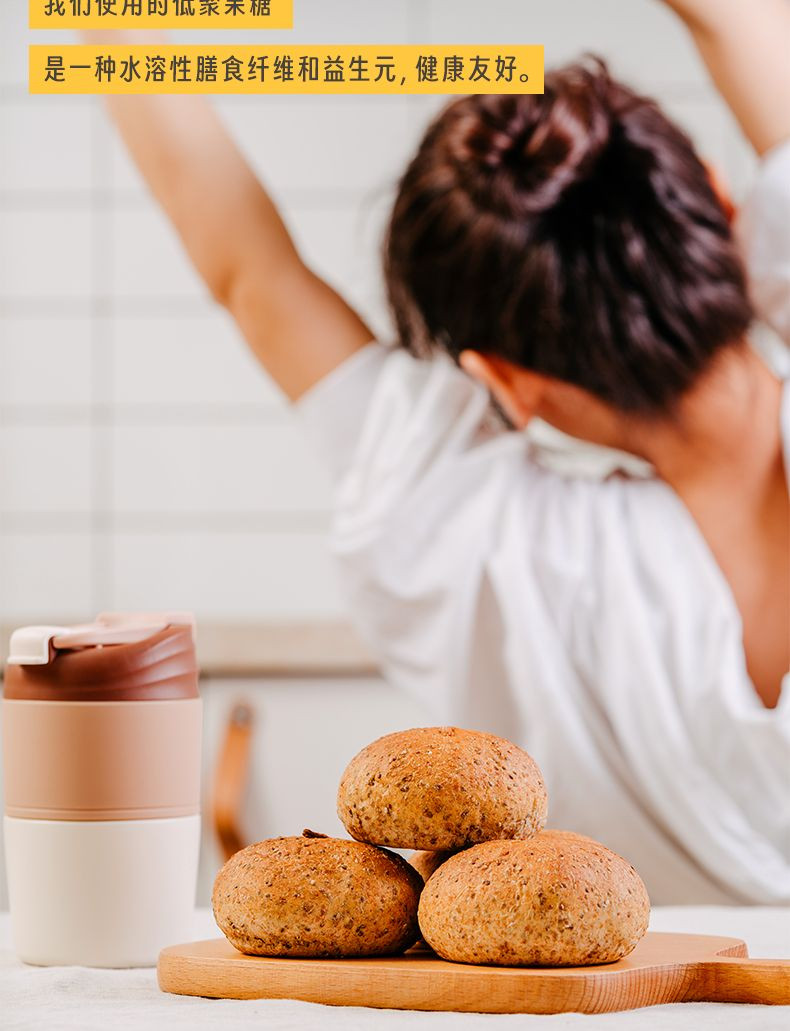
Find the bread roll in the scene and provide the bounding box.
[338,726,548,850]
[212,833,422,957]
[409,849,457,883]
[539,828,598,845]
[418,834,650,966]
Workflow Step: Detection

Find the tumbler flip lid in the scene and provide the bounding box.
[7,612,195,665]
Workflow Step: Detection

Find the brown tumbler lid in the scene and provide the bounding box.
[4,622,198,702]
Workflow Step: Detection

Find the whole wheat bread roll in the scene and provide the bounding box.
[212,832,422,958]
[409,849,457,883]
[410,833,590,884]
[418,833,650,966]
[408,836,590,883]
[337,726,548,850]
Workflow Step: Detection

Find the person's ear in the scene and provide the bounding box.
[459,350,547,429]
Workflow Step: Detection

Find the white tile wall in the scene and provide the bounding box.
[0,101,94,194]
[286,200,394,337]
[0,534,94,621]
[215,97,417,196]
[110,424,331,513]
[425,0,708,87]
[109,207,209,300]
[0,6,66,86]
[111,308,280,406]
[0,0,763,628]
[0,426,93,514]
[112,530,340,619]
[0,320,93,406]
[0,211,94,300]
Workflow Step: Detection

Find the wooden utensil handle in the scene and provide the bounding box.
[212,702,254,863]
[690,957,790,1005]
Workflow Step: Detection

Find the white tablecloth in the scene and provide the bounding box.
[3,907,789,1030]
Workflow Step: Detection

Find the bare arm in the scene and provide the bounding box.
[89,35,371,400]
[663,0,790,155]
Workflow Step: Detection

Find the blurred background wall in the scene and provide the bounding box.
[0,0,758,632]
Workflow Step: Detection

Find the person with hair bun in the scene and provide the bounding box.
[102,0,789,904]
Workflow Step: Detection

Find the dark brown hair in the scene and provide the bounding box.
[384,60,753,413]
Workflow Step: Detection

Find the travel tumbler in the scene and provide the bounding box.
[2,613,202,966]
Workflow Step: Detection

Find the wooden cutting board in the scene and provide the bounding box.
[158,931,790,1014]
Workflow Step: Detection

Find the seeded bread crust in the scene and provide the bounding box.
[212,835,422,957]
[337,726,548,850]
[418,833,650,966]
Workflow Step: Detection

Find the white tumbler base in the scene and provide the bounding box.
[4,814,200,967]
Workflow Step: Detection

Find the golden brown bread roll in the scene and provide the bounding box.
[418,833,650,966]
[212,832,422,957]
[409,849,457,883]
[337,726,548,850]
[539,828,598,845]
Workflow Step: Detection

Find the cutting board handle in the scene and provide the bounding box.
[690,957,790,1005]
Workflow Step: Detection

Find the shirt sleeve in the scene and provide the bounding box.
[294,342,527,696]
[295,341,510,510]
[294,343,391,482]
[737,137,790,345]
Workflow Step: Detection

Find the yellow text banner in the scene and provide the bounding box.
[30,45,544,95]
[30,0,293,30]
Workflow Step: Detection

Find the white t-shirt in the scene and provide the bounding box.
[297,140,790,906]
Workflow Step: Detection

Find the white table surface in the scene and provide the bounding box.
[3,907,789,1030]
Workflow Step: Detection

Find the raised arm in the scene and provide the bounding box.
[90,37,371,400]
[663,0,790,155]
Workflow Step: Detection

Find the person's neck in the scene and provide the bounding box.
[625,346,785,502]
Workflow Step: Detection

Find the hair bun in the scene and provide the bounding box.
[385,58,752,415]
[447,62,617,216]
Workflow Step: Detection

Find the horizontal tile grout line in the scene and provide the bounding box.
[0,513,332,533]
[0,299,215,316]
[0,188,386,211]
[0,290,385,306]
[0,405,295,426]
[0,298,392,318]
[0,87,437,104]
[0,82,719,103]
